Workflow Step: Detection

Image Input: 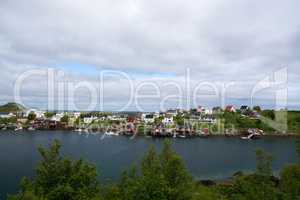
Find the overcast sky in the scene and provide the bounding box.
[0,0,299,111]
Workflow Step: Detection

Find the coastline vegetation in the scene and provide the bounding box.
[8,139,300,200]
[1,102,300,136]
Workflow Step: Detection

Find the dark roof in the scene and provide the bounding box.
[240,105,249,110]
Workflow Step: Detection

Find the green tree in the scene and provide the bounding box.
[8,191,41,200]
[218,149,278,200]
[9,140,100,200]
[60,115,69,123]
[117,146,168,200]
[138,146,168,200]
[8,178,41,200]
[261,110,275,120]
[8,116,17,124]
[174,114,184,126]
[74,117,81,127]
[116,166,139,200]
[44,112,55,119]
[253,106,261,112]
[27,112,36,121]
[154,116,164,125]
[229,175,278,200]
[280,164,300,200]
[160,140,194,200]
[115,140,195,200]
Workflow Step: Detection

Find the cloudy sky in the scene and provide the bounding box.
[0,0,299,111]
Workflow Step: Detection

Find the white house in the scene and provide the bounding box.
[83,116,98,124]
[51,113,64,122]
[141,113,159,124]
[196,106,212,115]
[204,109,213,115]
[162,115,174,125]
[74,112,81,118]
[108,114,127,121]
[197,106,206,113]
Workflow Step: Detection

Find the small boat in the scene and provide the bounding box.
[241,134,253,140]
[112,132,119,136]
[241,133,261,140]
[74,128,82,132]
[28,127,35,131]
[241,129,262,140]
[178,135,186,138]
[14,127,23,131]
[107,131,119,136]
[105,131,115,136]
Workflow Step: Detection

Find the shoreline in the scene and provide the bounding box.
[1,129,300,138]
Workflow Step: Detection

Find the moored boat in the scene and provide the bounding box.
[14,127,23,131]
[241,129,263,140]
[28,127,35,131]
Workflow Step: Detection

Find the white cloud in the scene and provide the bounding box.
[0,0,299,110]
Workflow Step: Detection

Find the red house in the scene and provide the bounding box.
[225,105,236,113]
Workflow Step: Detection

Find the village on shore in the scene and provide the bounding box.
[0,102,273,139]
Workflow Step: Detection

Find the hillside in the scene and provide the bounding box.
[0,102,26,113]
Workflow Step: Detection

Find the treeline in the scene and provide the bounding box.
[9,140,300,200]
[222,110,300,134]
[222,111,275,132]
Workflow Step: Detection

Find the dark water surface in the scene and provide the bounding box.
[0,130,299,199]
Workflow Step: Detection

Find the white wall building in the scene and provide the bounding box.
[83,116,98,124]
[74,112,81,118]
[51,113,64,122]
[141,113,159,124]
[162,115,174,125]
[25,109,45,119]
[108,114,127,121]
[197,106,206,113]
[204,109,213,115]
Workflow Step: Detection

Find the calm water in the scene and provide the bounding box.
[0,130,299,199]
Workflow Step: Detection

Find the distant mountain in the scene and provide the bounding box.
[0,102,26,113]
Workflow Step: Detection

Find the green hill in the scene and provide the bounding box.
[0,102,26,113]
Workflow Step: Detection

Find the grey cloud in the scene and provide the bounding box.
[0,0,299,110]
